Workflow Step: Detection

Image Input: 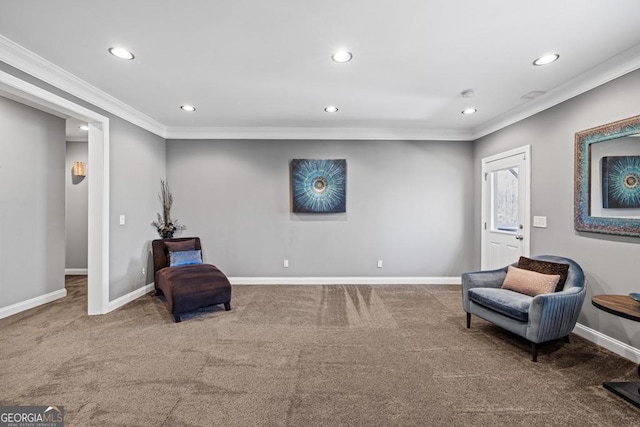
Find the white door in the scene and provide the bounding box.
[481,146,531,270]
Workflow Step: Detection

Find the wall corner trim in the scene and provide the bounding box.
[0,289,67,320]
[65,268,88,276]
[107,283,155,313]
[228,276,462,285]
[573,322,640,364]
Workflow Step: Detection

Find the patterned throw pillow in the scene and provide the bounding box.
[169,250,203,267]
[518,256,570,292]
[501,265,561,297]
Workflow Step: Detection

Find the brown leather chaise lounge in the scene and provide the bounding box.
[152,237,231,322]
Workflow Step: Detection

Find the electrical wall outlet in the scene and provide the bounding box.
[377,260,383,268]
[283,259,289,268]
[141,268,146,276]
[119,214,125,225]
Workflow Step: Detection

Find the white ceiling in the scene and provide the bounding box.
[1,0,640,140]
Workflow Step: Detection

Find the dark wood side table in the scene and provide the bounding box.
[592,295,640,409]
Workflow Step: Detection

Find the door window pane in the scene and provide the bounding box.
[492,167,518,232]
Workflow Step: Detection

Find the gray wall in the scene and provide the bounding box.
[0,62,166,303]
[0,96,65,308]
[473,69,640,349]
[167,139,475,277]
[109,119,166,300]
[65,140,88,270]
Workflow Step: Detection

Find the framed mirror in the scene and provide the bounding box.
[575,115,640,236]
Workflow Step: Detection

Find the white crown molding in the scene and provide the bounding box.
[0,289,67,320]
[0,34,471,142]
[573,323,640,364]
[3,34,640,142]
[473,43,640,140]
[229,276,462,285]
[0,35,166,138]
[165,126,474,141]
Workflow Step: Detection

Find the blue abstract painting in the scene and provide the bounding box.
[291,159,346,213]
[602,155,640,208]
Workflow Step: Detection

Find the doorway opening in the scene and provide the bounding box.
[65,118,89,277]
[0,70,110,315]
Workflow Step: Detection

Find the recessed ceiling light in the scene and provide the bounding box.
[461,108,477,115]
[324,106,338,113]
[331,50,352,63]
[533,53,559,66]
[108,47,135,60]
[78,125,89,131]
[180,105,196,112]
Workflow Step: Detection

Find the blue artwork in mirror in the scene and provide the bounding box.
[601,156,640,208]
[291,159,346,213]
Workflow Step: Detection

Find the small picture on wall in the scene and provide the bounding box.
[291,159,346,213]
[602,155,640,208]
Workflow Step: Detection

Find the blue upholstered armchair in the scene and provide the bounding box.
[462,255,586,362]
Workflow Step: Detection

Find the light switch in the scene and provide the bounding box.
[119,215,125,225]
[533,216,547,228]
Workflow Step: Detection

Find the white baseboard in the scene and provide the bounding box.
[65,268,88,275]
[0,289,67,320]
[107,283,155,312]
[228,276,462,285]
[573,323,640,364]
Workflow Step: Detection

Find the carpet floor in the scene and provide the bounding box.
[0,277,639,426]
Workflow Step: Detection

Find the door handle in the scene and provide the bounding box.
[515,235,524,240]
